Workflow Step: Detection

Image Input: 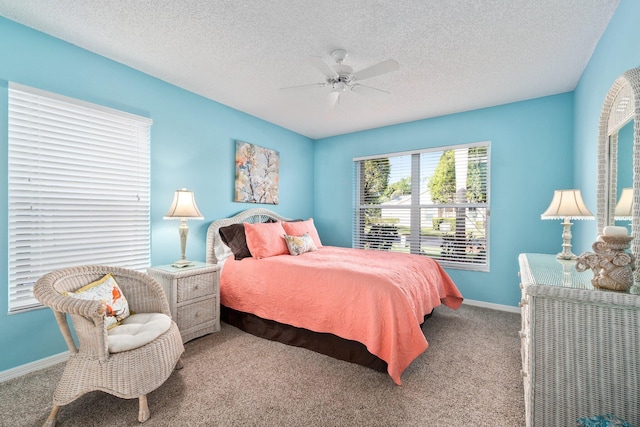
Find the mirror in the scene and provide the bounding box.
[596,68,640,283]
[615,120,634,224]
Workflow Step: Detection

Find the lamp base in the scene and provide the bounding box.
[556,252,577,261]
[556,218,576,261]
[171,259,195,268]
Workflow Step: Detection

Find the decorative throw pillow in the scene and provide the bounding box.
[282,218,323,248]
[284,233,318,256]
[67,273,130,329]
[244,221,289,259]
[219,223,252,260]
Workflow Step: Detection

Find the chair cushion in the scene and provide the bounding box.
[66,273,130,329]
[107,313,172,353]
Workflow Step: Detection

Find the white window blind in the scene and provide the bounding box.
[353,142,490,271]
[8,83,152,313]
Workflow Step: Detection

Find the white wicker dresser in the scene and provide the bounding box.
[518,253,640,427]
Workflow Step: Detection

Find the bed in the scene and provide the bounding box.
[205,208,463,385]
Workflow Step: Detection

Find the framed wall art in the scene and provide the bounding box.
[234,141,279,204]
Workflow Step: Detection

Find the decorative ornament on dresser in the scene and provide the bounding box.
[576,226,636,292]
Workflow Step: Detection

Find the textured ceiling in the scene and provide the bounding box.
[0,0,620,139]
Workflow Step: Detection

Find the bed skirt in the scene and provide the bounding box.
[221,305,433,373]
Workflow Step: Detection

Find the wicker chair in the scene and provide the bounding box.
[33,265,185,426]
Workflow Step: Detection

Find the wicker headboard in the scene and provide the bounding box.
[205,208,291,265]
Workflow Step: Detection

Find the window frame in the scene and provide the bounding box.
[353,141,490,272]
[7,83,152,313]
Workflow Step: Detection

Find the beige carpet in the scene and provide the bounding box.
[0,304,525,426]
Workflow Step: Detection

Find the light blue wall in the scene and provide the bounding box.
[2,0,639,373]
[314,94,574,306]
[0,17,314,372]
[573,0,640,252]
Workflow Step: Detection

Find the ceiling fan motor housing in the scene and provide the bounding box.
[328,49,354,91]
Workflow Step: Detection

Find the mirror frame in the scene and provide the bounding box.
[596,67,640,282]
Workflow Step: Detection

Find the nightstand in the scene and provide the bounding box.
[147,261,220,343]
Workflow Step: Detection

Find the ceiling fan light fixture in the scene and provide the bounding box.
[329,77,349,92]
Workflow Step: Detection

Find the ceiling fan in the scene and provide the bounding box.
[281,49,400,108]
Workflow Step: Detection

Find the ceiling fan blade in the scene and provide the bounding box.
[280,82,326,91]
[327,92,340,109]
[352,59,399,81]
[309,56,339,79]
[351,84,390,96]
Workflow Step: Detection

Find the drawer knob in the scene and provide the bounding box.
[195,311,200,318]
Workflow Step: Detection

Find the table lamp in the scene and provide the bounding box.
[541,189,594,260]
[164,188,204,268]
[615,187,633,220]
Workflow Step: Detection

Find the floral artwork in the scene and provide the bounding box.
[234,141,280,204]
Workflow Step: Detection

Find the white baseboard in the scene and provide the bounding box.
[0,352,68,383]
[462,298,520,313]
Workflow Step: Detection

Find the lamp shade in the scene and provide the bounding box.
[164,188,204,219]
[614,187,633,220]
[541,189,594,220]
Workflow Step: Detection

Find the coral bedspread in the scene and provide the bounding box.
[220,246,463,385]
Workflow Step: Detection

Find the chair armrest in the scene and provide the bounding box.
[35,265,171,317]
[34,275,105,319]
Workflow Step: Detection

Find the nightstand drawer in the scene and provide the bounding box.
[176,271,215,302]
[177,297,216,330]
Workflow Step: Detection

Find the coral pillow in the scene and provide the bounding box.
[67,273,130,329]
[282,218,323,248]
[244,221,289,259]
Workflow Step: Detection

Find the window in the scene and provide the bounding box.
[8,83,152,313]
[353,142,490,271]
